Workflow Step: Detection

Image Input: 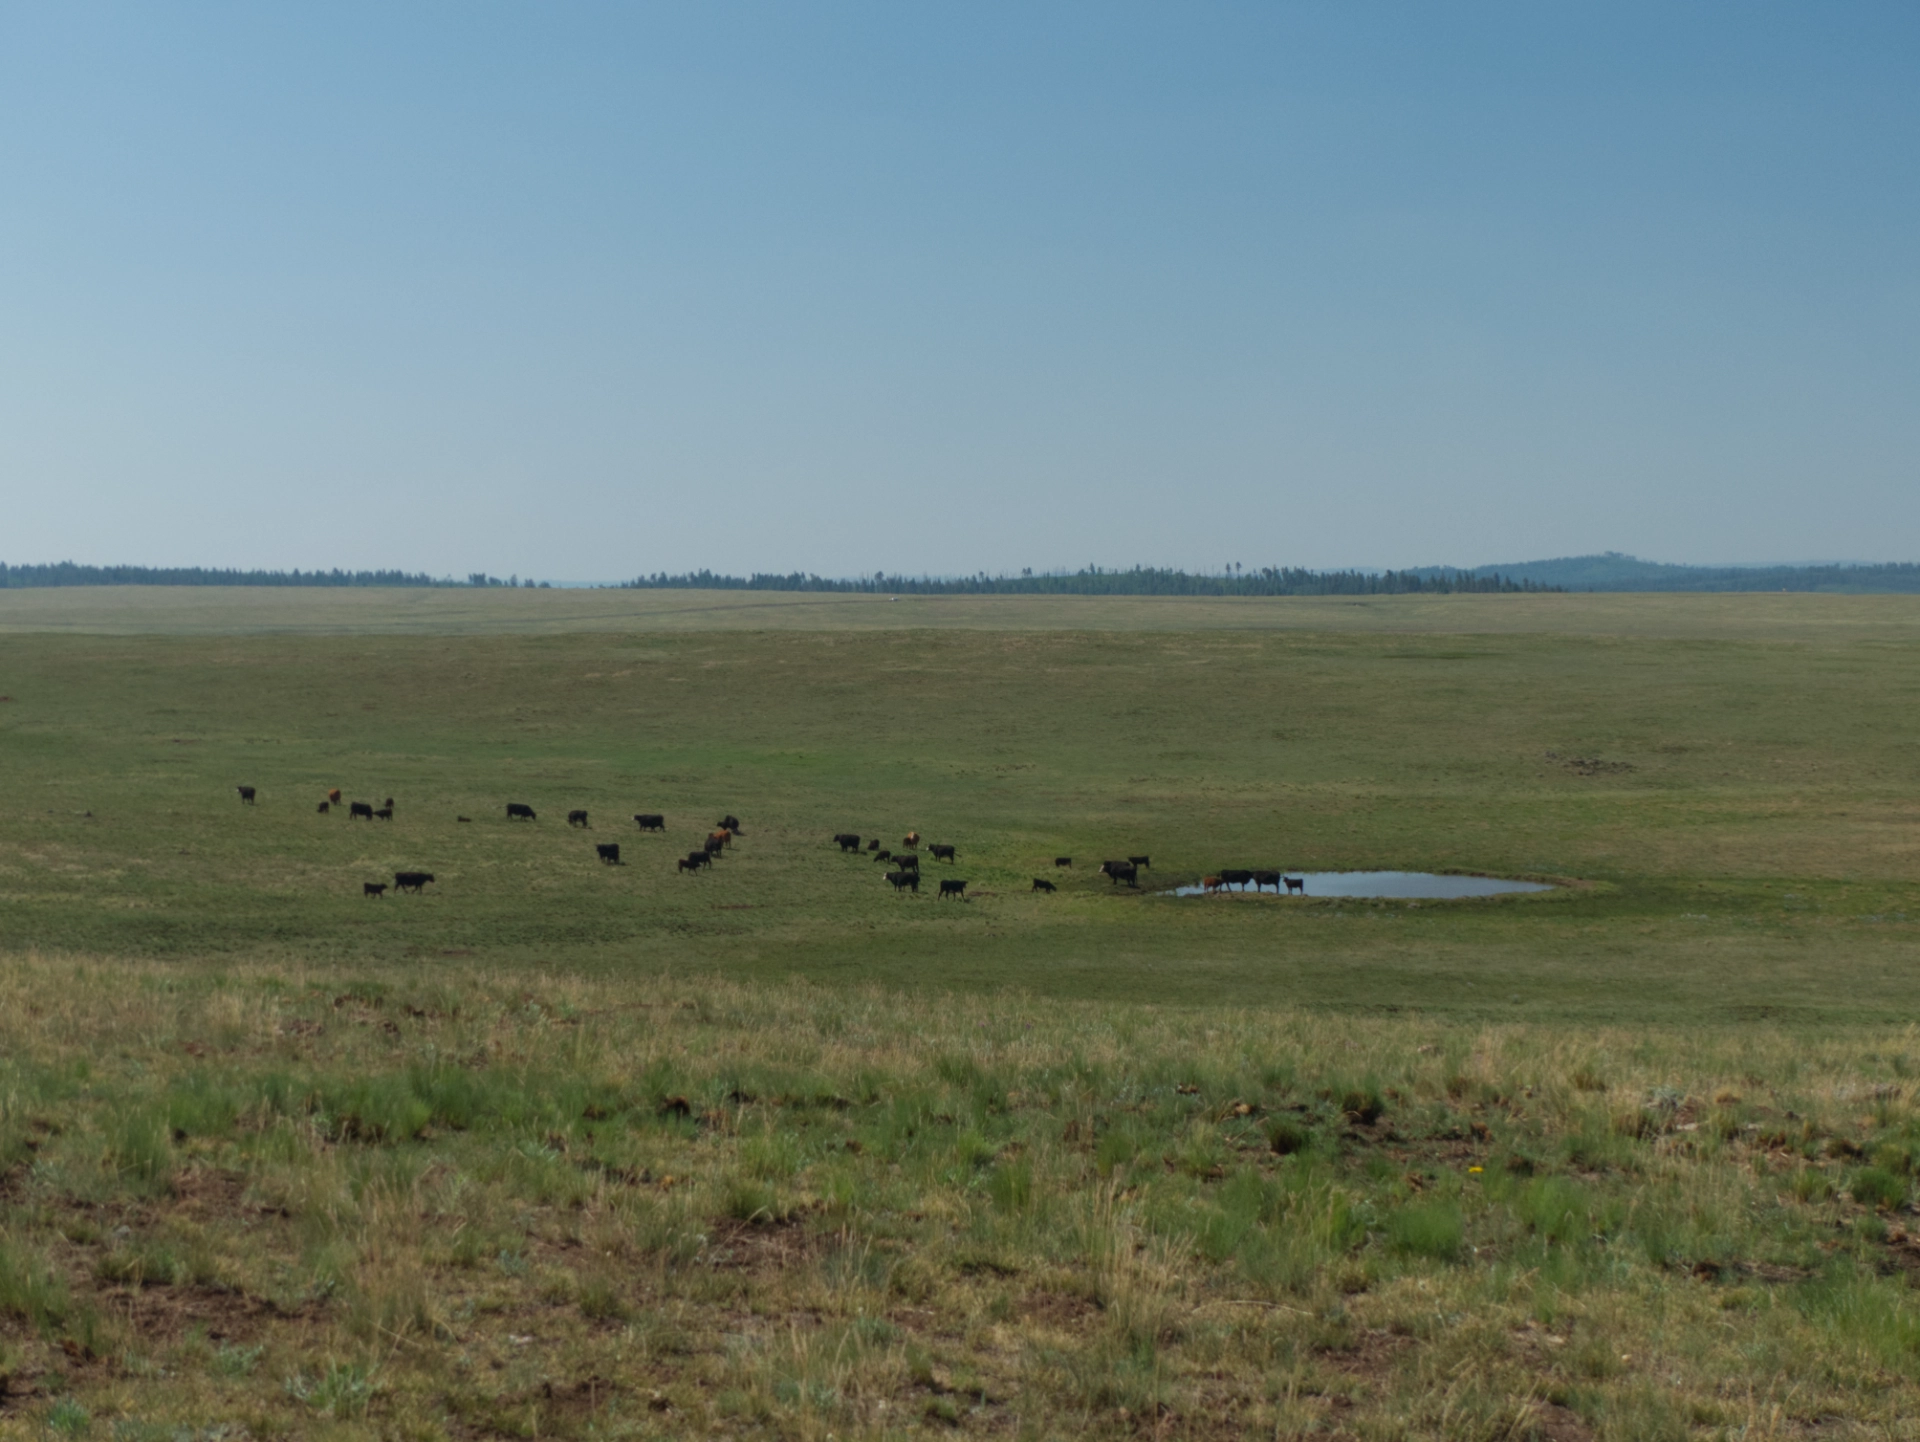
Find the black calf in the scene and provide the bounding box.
[363,882,387,898]
[938,879,968,899]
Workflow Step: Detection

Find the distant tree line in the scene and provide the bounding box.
[1414,553,1920,594]
[0,563,555,589]
[616,566,1557,596]
[0,562,460,588]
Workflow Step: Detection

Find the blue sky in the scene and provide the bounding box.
[2,4,1915,578]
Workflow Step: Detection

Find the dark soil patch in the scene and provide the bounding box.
[703,1216,814,1274]
[113,1283,290,1344]
[1020,1289,1100,1329]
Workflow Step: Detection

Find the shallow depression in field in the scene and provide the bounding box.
[1168,871,1557,898]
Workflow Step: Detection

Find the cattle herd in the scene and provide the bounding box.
[232,784,1305,904]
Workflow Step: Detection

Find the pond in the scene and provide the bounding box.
[1166,871,1554,899]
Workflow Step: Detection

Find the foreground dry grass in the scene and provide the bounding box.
[4,954,1920,1439]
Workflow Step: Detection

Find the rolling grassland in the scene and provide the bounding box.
[1,588,1918,1436]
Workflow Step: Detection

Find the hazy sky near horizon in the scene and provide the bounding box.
[2,4,1916,580]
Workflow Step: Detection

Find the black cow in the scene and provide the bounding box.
[885,870,919,892]
[1128,855,1150,869]
[633,813,665,831]
[394,871,434,893]
[686,849,713,868]
[938,879,968,900]
[1252,870,1281,893]
[507,803,536,821]
[892,852,918,870]
[1032,878,1056,893]
[1100,861,1139,887]
[1055,857,1072,867]
[568,809,590,828]
[929,844,956,863]
[867,838,881,851]
[317,801,330,814]
[596,843,621,865]
[236,786,256,804]
[718,815,742,834]
[873,849,892,863]
[1284,876,1306,894]
[703,835,726,857]
[1220,868,1254,890]
[677,855,705,874]
[363,882,387,898]
[457,816,472,823]
[374,806,393,821]
[834,833,861,852]
[349,801,374,821]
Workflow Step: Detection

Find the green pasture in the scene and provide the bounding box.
[2,588,1917,1022]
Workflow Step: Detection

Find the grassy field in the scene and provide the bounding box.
[2,589,1919,1019]
[1,587,1919,1437]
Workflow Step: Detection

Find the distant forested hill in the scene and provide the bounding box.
[1413,553,1920,593]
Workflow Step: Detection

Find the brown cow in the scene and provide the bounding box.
[328,788,342,805]
[902,831,920,848]
[708,828,732,849]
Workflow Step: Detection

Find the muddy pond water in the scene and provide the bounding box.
[1167,871,1554,899]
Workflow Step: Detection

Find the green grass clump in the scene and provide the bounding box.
[1386,1201,1466,1262]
